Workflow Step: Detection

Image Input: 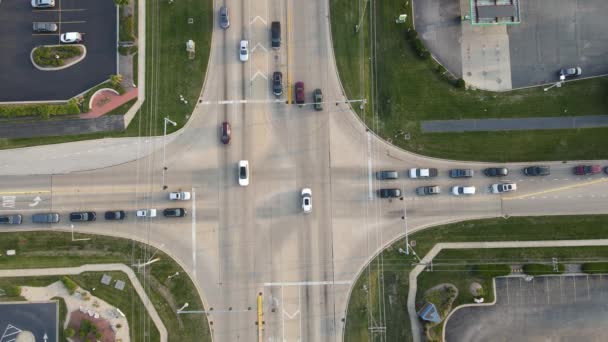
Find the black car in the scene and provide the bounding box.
[449,169,473,178]
[559,67,581,79]
[272,72,283,96]
[104,210,126,220]
[313,89,323,111]
[605,166,608,175]
[0,214,22,225]
[484,167,508,177]
[271,21,281,49]
[163,208,187,217]
[523,165,550,176]
[375,170,398,180]
[70,211,96,222]
[378,188,401,198]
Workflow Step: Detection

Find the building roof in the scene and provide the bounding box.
[417,302,441,323]
[477,4,516,18]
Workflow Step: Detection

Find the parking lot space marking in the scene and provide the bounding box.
[60,21,86,24]
[573,275,578,303]
[545,278,550,304]
[191,189,197,277]
[586,275,591,301]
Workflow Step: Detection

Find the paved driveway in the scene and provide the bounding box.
[0,0,116,102]
[445,275,608,341]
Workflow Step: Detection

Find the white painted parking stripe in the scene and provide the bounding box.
[191,189,197,277]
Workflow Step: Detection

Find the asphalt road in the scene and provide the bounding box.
[0,0,116,101]
[0,0,608,341]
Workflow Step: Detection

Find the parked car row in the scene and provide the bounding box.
[573,165,608,176]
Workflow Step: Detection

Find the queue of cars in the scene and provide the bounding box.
[375,164,608,199]
[0,191,192,225]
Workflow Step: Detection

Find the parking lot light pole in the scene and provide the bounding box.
[162,117,177,190]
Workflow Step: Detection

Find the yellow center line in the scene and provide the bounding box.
[504,178,608,200]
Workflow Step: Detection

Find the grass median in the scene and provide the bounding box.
[330,0,608,161]
[0,231,210,342]
[344,215,608,342]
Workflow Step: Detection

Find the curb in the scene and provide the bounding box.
[30,44,87,71]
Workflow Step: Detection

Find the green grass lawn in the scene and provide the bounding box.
[344,215,608,342]
[0,0,212,150]
[330,0,608,161]
[0,232,210,342]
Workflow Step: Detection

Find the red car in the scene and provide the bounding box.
[295,81,304,106]
[574,165,600,175]
[220,122,231,144]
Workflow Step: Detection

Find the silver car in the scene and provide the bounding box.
[33,22,58,33]
[32,213,60,223]
[219,6,230,29]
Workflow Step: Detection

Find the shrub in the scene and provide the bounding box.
[120,15,135,42]
[472,264,511,278]
[64,328,75,338]
[455,78,466,88]
[32,45,83,67]
[406,29,418,41]
[522,263,565,276]
[61,276,78,294]
[118,46,130,55]
[114,0,129,5]
[435,64,446,74]
[581,262,608,274]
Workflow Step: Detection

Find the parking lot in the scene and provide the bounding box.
[445,275,608,341]
[508,0,608,88]
[0,302,57,342]
[0,0,116,102]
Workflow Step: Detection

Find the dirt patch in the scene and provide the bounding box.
[67,310,116,342]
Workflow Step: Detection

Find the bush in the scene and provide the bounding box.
[61,276,78,294]
[0,101,82,119]
[406,29,418,41]
[581,262,608,274]
[522,263,565,276]
[120,15,135,42]
[64,328,75,338]
[455,78,466,88]
[435,64,446,75]
[118,46,130,56]
[472,264,511,278]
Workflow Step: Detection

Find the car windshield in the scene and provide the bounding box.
[240,167,246,177]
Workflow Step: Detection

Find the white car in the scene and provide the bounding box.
[301,188,312,214]
[451,186,476,196]
[136,209,157,218]
[60,32,83,44]
[169,191,191,200]
[238,160,249,186]
[239,40,249,62]
[31,0,55,8]
[491,183,517,194]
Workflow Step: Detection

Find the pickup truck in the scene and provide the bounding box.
[409,168,438,179]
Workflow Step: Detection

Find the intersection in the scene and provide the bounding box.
[0,0,607,341]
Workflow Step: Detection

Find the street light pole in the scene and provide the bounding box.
[162,117,177,190]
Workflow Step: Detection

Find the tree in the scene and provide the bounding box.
[64,328,75,338]
[114,0,129,5]
[110,74,123,88]
[455,78,466,89]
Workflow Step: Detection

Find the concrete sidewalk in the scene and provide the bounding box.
[408,239,608,342]
[0,263,167,342]
[421,115,608,132]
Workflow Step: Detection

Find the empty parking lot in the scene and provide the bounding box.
[445,275,608,342]
[0,0,116,102]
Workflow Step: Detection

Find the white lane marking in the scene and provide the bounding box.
[283,309,300,319]
[264,280,352,286]
[367,132,373,200]
[251,70,267,81]
[192,189,197,277]
[251,42,268,53]
[250,15,267,25]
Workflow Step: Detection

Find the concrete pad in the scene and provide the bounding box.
[461,23,513,91]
